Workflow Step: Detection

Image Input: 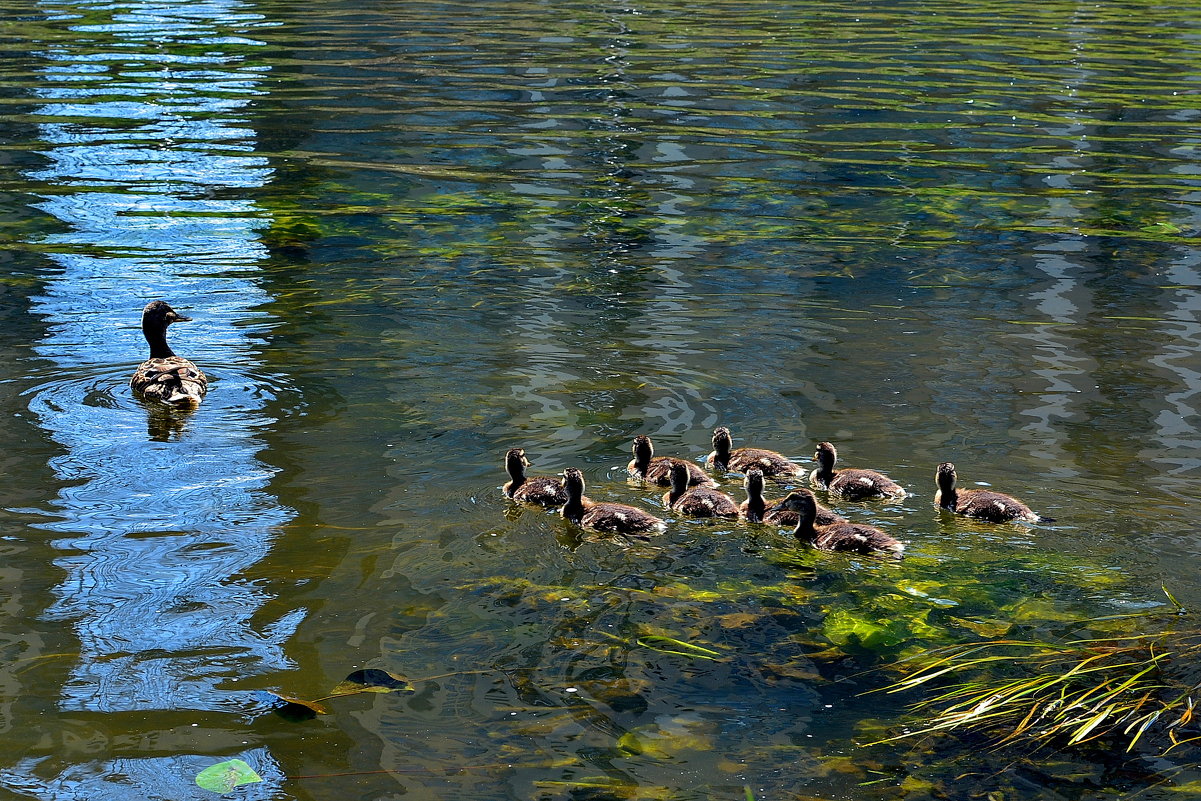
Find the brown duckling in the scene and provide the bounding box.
[561,467,666,535]
[705,426,804,478]
[627,435,718,488]
[771,489,904,556]
[130,300,208,406]
[503,448,568,506]
[740,469,843,526]
[663,462,739,518]
[935,462,1049,523]
[810,441,905,499]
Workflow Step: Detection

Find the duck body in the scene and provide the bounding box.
[663,462,739,518]
[809,441,905,499]
[130,300,208,406]
[705,426,804,478]
[740,469,843,526]
[935,462,1045,523]
[504,448,568,506]
[561,467,666,536]
[627,435,718,488]
[772,489,904,556]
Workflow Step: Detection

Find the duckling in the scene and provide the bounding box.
[561,467,666,535]
[663,462,739,518]
[771,489,904,556]
[130,300,208,406]
[810,441,905,499]
[740,469,843,526]
[503,448,568,506]
[705,426,804,478]
[935,462,1049,523]
[627,435,718,488]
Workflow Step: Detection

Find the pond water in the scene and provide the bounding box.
[1,0,1200,797]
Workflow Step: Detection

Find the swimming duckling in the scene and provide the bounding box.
[663,462,739,518]
[740,469,843,526]
[706,426,804,478]
[935,462,1049,523]
[503,448,568,506]
[771,489,904,556]
[130,300,208,406]
[627,435,718,488]
[561,467,666,536]
[810,441,905,499]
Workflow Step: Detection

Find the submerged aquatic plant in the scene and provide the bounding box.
[872,625,1201,753]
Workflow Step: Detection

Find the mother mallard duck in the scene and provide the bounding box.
[130,300,208,406]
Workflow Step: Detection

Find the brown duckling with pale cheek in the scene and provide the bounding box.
[810,441,905,500]
[503,448,568,506]
[663,462,739,518]
[740,469,843,526]
[935,462,1049,523]
[561,467,666,535]
[705,426,804,478]
[627,435,718,488]
[771,489,904,556]
[130,300,208,406]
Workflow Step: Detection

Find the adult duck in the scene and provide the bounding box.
[770,490,904,556]
[810,441,905,499]
[627,435,717,488]
[503,448,568,506]
[934,462,1049,523]
[130,300,208,406]
[561,467,666,536]
[740,469,843,526]
[705,426,804,478]
[663,462,739,518]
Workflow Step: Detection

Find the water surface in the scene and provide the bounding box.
[1,0,1200,798]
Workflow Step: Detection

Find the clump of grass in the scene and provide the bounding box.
[869,630,1201,753]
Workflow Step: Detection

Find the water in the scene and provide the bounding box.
[1,0,1200,797]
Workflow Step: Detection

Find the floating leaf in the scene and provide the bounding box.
[264,690,328,719]
[195,759,261,794]
[331,668,414,695]
[1141,221,1183,234]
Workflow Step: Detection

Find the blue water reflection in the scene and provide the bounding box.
[3,0,290,795]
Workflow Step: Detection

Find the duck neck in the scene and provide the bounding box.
[813,452,835,485]
[666,469,688,505]
[631,443,652,475]
[505,457,526,489]
[712,439,731,469]
[144,322,175,359]
[792,504,818,543]
[562,475,587,522]
[937,476,957,509]
[744,482,765,520]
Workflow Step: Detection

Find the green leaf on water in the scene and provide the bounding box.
[1141,221,1183,234]
[195,759,262,794]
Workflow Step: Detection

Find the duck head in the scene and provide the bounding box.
[141,300,192,358]
[935,462,958,493]
[505,448,530,481]
[814,441,837,471]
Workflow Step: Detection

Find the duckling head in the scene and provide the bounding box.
[936,462,957,492]
[668,461,691,494]
[562,467,586,497]
[743,468,765,498]
[814,441,837,470]
[631,435,653,464]
[769,489,817,516]
[505,448,530,479]
[712,426,732,452]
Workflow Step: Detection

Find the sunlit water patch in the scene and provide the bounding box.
[0,0,292,797]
